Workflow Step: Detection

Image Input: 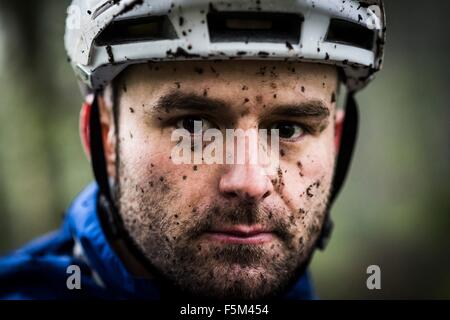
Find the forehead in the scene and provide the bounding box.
[117,61,338,108]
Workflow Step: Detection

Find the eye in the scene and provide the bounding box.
[270,122,305,140]
[176,117,215,134]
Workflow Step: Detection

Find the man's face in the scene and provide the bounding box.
[106,60,340,299]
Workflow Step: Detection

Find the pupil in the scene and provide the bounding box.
[184,118,202,133]
[278,124,294,138]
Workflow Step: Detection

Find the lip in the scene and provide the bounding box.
[202,225,275,245]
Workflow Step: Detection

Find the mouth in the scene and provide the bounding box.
[202,225,275,245]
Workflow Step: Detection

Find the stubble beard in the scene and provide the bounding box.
[115,162,331,300]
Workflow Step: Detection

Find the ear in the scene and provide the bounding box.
[98,94,117,178]
[334,109,345,154]
[79,94,94,160]
[79,94,117,178]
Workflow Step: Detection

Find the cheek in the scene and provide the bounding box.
[302,145,334,179]
[118,113,218,209]
[300,130,336,179]
[281,137,335,206]
[283,141,335,244]
[118,113,169,170]
[119,126,212,203]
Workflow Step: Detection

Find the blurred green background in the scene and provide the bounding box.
[0,1,449,299]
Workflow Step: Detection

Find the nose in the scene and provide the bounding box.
[219,164,273,203]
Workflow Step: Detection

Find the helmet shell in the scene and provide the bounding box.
[65,0,386,93]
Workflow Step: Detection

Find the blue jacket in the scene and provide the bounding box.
[0,183,316,300]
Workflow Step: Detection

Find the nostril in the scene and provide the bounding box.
[224,191,238,199]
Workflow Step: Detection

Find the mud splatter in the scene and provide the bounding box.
[255,95,263,104]
[297,161,304,177]
[106,45,115,64]
[256,66,267,76]
[194,67,204,75]
[166,47,200,59]
[306,185,314,198]
[285,41,294,50]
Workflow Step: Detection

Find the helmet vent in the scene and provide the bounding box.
[207,12,303,44]
[95,16,178,46]
[325,18,376,51]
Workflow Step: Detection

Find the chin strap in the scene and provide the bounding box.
[89,95,126,239]
[89,95,166,278]
[315,93,359,250]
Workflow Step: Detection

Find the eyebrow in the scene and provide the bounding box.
[153,90,330,122]
[154,90,227,114]
[269,100,330,120]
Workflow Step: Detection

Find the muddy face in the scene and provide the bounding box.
[105,60,339,299]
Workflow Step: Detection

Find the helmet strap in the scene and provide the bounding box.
[89,94,136,241]
[316,93,359,250]
[89,94,170,280]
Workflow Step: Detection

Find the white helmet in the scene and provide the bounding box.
[65,0,386,94]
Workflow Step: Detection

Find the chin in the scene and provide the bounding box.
[172,262,293,300]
